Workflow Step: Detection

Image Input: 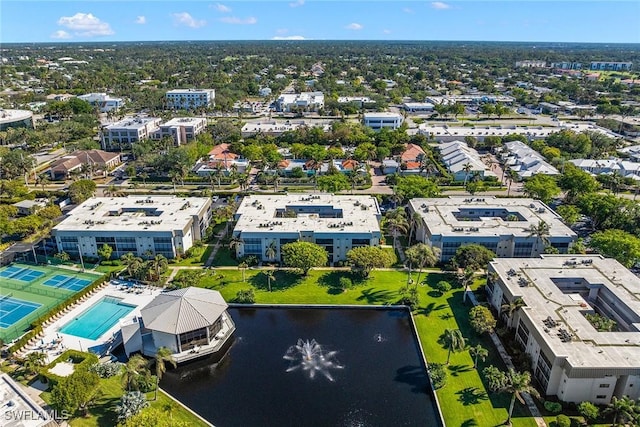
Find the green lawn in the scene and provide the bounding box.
[211,247,238,266]
[184,267,538,426]
[170,245,214,266]
[40,374,208,427]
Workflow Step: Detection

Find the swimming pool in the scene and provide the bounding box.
[59,297,136,340]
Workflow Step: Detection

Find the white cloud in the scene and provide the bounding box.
[212,3,231,13]
[345,23,363,30]
[431,2,451,10]
[402,7,414,14]
[272,35,306,40]
[57,13,114,37]
[135,16,146,25]
[289,0,304,7]
[172,12,206,28]
[220,16,257,25]
[50,30,71,39]
[383,29,392,34]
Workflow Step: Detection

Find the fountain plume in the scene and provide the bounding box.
[283,339,343,381]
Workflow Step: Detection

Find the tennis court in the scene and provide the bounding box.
[0,295,42,329]
[0,263,104,342]
[43,275,93,292]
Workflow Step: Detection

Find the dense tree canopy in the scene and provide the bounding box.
[281,241,328,275]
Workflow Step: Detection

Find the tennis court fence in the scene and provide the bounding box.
[1,280,71,301]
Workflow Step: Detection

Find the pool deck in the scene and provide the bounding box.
[34,282,162,363]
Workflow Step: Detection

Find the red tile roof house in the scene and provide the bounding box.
[49,150,121,180]
[399,143,427,174]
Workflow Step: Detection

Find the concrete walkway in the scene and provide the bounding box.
[467,291,547,427]
[204,222,230,267]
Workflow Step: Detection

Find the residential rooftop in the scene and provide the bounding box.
[234,193,381,234]
[53,196,211,233]
[490,255,640,370]
[409,196,576,238]
[103,116,161,130]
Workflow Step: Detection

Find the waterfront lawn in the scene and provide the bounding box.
[41,374,208,427]
[189,268,537,427]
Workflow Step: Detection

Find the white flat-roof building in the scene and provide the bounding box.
[590,61,633,71]
[275,92,324,112]
[0,109,34,133]
[165,89,215,110]
[487,255,640,404]
[515,60,547,68]
[101,116,162,150]
[427,95,515,105]
[363,112,404,131]
[408,197,576,262]
[337,96,375,107]
[52,196,212,259]
[241,120,331,137]
[150,117,207,146]
[418,124,557,142]
[232,194,382,264]
[402,102,435,113]
[78,93,124,112]
[0,373,52,427]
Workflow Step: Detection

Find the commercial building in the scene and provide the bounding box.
[122,287,235,363]
[0,109,34,133]
[48,150,121,180]
[426,95,515,105]
[418,124,556,143]
[240,120,331,137]
[275,92,325,112]
[150,117,207,146]
[363,112,404,130]
[232,194,382,264]
[52,196,212,259]
[101,117,162,150]
[408,197,576,262]
[515,60,547,68]
[165,89,215,110]
[402,102,435,113]
[487,255,640,404]
[589,62,633,71]
[337,96,375,107]
[78,93,124,112]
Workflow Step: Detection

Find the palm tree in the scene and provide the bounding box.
[501,298,526,328]
[605,396,637,427]
[442,328,466,365]
[265,241,277,261]
[139,171,149,188]
[228,235,243,258]
[483,367,539,426]
[462,162,473,186]
[121,252,144,279]
[458,268,475,304]
[122,354,149,391]
[24,351,47,375]
[168,170,180,193]
[238,261,248,282]
[469,344,488,369]
[149,254,168,282]
[37,174,50,191]
[407,211,422,245]
[528,220,550,255]
[405,243,440,287]
[385,209,409,250]
[152,347,176,400]
[264,270,276,292]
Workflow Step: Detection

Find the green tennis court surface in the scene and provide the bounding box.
[0,263,104,342]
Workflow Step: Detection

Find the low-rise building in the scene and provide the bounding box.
[122,287,235,363]
[165,89,215,110]
[78,93,124,112]
[52,196,212,259]
[503,140,559,179]
[101,117,162,150]
[408,196,576,262]
[589,61,633,71]
[0,109,34,133]
[402,102,435,113]
[240,120,331,137]
[12,199,48,216]
[569,158,640,181]
[193,143,250,176]
[487,255,640,404]
[275,92,324,112]
[150,117,207,146]
[438,141,493,182]
[337,96,375,107]
[232,194,382,264]
[49,150,121,180]
[418,124,556,142]
[515,60,547,68]
[363,112,403,131]
[426,95,515,105]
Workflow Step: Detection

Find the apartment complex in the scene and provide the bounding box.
[101,116,162,150]
[408,197,576,262]
[487,255,640,404]
[165,89,215,110]
[363,112,404,130]
[274,92,325,112]
[78,93,124,112]
[150,117,207,146]
[52,196,212,259]
[232,194,382,264]
[503,140,559,179]
[438,140,493,182]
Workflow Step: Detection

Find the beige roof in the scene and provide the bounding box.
[141,287,228,335]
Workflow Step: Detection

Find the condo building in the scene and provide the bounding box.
[408,197,576,262]
[165,89,215,110]
[52,196,212,259]
[487,255,640,404]
[232,194,382,264]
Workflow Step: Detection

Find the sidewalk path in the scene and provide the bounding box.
[467,291,547,427]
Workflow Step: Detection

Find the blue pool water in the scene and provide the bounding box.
[59,297,136,340]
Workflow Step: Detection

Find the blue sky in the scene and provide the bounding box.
[2,1,639,43]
